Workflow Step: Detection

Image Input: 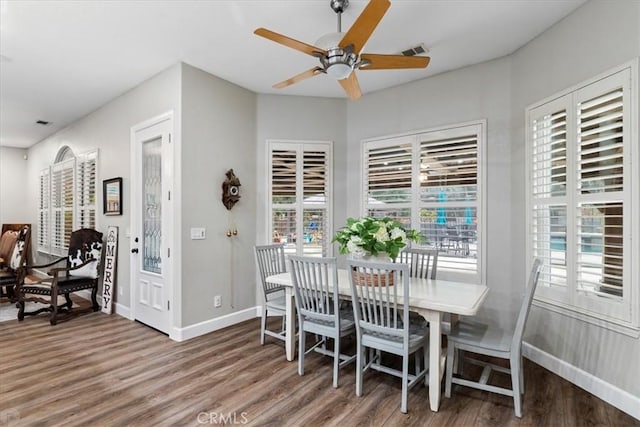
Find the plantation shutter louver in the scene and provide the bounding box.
[366,144,412,203]
[420,134,478,202]
[38,168,50,252]
[530,103,568,290]
[365,142,412,226]
[51,158,75,256]
[576,87,625,296]
[76,151,97,229]
[303,151,328,255]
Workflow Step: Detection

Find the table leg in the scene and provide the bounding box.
[426,310,443,411]
[285,287,295,361]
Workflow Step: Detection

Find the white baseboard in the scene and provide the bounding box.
[114,302,131,319]
[171,306,259,342]
[523,342,640,420]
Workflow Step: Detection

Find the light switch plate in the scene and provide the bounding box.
[190,227,206,240]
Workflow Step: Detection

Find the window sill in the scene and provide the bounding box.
[533,297,640,338]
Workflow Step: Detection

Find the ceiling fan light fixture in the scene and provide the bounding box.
[326,62,353,80]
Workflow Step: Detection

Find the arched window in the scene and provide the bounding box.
[38,147,98,255]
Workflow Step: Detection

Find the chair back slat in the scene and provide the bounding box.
[511,258,543,352]
[255,244,287,297]
[348,260,410,342]
[289,256,338,324]
[397,247,438,279]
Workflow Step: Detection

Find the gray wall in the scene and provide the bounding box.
[25,63,182,309]
[346,57,519,327]
[0,147,28,224]
[511,0,640,398]
[180,64,257,327]
[254,94,347,304]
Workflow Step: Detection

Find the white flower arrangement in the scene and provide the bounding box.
[332,217,421,260]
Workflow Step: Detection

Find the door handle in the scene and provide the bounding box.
[131,248,139,253]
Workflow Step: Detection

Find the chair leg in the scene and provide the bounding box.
[298,326,306,377]
[355,340,364,397]
[445,343,455,398]
[91,286,99,311]
[64,293,73,310]
[511,355,523,418]
[17,299,25,321]
[401,352,409,413]
[423,341,429,386]
[260,306,267,345]
[50,286,59,326]
[333,336,340,388]
[520,356,525,394]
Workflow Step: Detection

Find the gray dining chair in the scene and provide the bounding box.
[397,247,438,279]
[444,258,543,417]
[289,256,356,388]
[347,259,429,414]
[398,246,439,350]
[254,244,288,346]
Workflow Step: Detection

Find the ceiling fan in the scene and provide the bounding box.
[254,0,430,100]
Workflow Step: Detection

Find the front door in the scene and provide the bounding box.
[131,113,173,334]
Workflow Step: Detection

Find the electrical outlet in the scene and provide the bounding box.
[119,287,123,296]
[214,295,222,308]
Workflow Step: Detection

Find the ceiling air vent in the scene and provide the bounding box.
[35,120,51,126]
[401,43,429,57]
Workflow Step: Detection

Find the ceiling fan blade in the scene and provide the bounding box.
[273,67,324,89]
[338,72,362,101]
[254,28,326,57]
[339,0,391,54]
[360,54,430,70]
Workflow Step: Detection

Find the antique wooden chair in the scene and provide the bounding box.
[16,228,104,325]
[0,224,31,302]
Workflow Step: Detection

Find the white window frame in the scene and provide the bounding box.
[361,120,487,285]
[266,140,333,257]
[38,148,99,255]
[526,59,639,336]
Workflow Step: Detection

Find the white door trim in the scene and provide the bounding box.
[130,111,177,337]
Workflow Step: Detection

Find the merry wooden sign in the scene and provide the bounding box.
[102,226,118,314]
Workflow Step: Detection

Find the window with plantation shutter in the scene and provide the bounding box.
[362,121,486,284]
[269,141,332,257]
[38,148,99,255]
[527,61,638,332]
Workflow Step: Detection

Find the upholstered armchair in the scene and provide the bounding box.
[0,224,31,302]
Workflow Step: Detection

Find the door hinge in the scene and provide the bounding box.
[168,190,171,201]
[167,248,170,258]
[167,300,170,310]
[168,133,172,143]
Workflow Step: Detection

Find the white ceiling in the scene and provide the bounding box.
[0,0,586,148]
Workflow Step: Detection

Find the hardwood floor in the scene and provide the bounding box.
[0,311,637,427]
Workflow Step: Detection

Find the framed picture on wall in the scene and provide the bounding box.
[103,177,123,216]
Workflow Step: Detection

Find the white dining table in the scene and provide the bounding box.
[265,268,489,412]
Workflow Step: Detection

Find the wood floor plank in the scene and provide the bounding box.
[1,313,638,427]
